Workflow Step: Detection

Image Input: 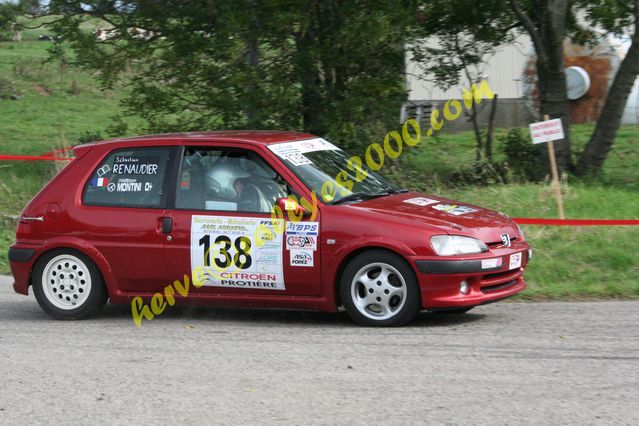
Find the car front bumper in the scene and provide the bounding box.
[409,241,531,310]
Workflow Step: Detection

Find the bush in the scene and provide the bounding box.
[447,160,510,187]
[77,131,103,145]
[0,77,20,99]
[499,129,543,182]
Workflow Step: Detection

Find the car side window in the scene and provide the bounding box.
[176,148,289,213]
[83,147,171,208]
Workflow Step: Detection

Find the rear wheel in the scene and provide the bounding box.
[340,250,420,326]
[33,249,108,320]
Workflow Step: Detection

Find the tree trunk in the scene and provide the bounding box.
[486,94,498,161]
[576,36,639,174]
[294,3,325,135]
[536,1,572,174]
[509,0,572,173]
[537,60,572,173]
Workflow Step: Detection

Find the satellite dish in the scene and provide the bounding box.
[565,66,591,100]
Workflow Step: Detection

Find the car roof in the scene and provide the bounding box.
[77,131,316,152]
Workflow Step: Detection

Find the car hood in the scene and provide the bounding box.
[343,192,519,244]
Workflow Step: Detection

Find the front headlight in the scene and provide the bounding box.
[515,223,525,240]
[431,235,489,256]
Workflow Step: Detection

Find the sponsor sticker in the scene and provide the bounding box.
[285,221,319,250]
[481,258,503,270]
[286,235,317,250]
[269,138,340,156]
[290,250,314,267]
[432,204,478,216]
[190,216,285,290]
[509,252,522,270]
[403,197,438,207]
[285,222,319,236]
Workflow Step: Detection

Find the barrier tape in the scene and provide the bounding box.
[1,153,637,226]
[513,218,639,226]
[0,154,73,161]
[41,147,73,158]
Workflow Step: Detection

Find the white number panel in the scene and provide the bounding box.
[191,216,285,290]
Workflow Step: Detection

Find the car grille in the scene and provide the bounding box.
[481,279,518,293]
[478,269,521,294]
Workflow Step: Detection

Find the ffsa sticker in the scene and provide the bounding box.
[286,221,319,250]
[191,216,285,290]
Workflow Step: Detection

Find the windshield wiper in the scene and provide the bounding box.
[380,187,409,194]
[329,191,383,205]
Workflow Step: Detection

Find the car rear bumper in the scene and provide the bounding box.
[8,244,40,295]
[409,242,530,309]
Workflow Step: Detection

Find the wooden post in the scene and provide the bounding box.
[544,114,565,219]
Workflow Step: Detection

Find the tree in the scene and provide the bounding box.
[0,1,20,40]
[508,0,574,173]
[44,0,413,152]
[410,0,513,162]
[576,0,639,175]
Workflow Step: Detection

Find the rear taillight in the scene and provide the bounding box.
[16,221,31,237]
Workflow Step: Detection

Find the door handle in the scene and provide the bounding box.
[161,217,173,234]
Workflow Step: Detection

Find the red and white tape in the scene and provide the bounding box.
[514,218,639,226]
[0,154,73,161]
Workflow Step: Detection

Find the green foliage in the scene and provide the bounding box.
[45,0,413,151]
[0,2,20,39]
[410,0,514,89]
[499,129,543,182]
[446,160,509,187]
[77,131,103,144]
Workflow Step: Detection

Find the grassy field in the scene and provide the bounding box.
[0,35,637,299]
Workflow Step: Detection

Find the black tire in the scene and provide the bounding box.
[340,250,420,326]
[32,249,108,320]
[434,307,474,315]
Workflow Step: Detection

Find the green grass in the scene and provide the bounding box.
[396,126,639,300]
[0,26,638,299]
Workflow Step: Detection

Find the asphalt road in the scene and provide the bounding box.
[1,275,638,425]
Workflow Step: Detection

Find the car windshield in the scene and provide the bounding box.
[268,138,402,204]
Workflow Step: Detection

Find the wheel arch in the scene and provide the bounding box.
[29,239,117,298]
[332,246,417,308]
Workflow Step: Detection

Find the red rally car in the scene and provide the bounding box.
[8,131,531,326]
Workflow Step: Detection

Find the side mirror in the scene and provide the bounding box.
[276,197,310,217]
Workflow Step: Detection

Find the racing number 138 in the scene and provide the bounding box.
[199,235,252,269]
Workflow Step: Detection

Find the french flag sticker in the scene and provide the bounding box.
[91,177,109,187]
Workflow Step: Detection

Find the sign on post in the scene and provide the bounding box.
[528,116,565,219]
[529,118,565,144]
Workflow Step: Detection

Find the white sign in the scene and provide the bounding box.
[190,216,285,290]
[529,119,564,144]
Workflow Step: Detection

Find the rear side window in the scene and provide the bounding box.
[83,147,171,208]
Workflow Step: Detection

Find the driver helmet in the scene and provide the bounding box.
[205,159,251,201]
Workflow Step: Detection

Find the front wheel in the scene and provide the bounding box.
[340,250,421,326]
[33,249,108,320]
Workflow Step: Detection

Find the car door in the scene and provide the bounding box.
[162,144,323,296]
[77,146,176,292]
